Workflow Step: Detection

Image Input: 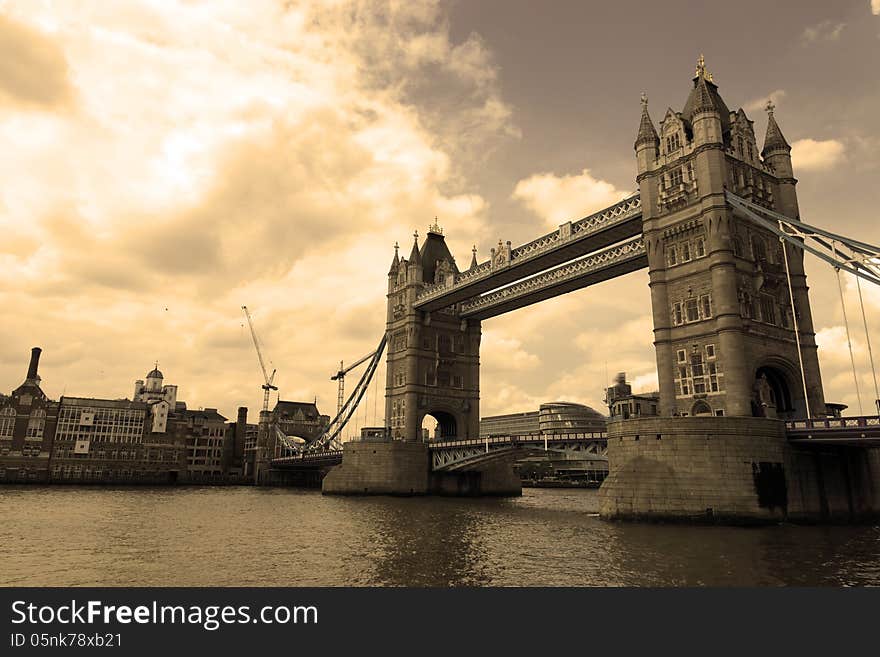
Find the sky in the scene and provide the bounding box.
[1,0,879,432]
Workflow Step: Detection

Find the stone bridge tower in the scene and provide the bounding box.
[385,223,481,440]
[636,57,825,419]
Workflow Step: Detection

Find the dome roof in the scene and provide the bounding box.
[146,367,164,380]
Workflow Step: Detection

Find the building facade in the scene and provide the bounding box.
[636,57,824,419]
[170,407,228,479]
[481,401,607,437]
[0,348,57,482]
[51,395,182,483]
[385,225,482,440]
[605,372,661,419]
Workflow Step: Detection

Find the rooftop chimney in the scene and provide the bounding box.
[27,347,42,381]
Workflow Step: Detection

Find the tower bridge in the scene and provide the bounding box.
[271,58,880,522]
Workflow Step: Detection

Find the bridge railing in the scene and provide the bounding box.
[272,449,343,464]
[785,416,880,431]
[430,432,607,450]
[414,194,642,306]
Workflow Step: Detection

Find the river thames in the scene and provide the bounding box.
[1,485,879,586]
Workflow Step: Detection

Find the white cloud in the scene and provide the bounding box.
[511,168,631,228]
[791,138,845,171]
[801,20,846,42]
[0,0,516,426]
[745,89,785,113]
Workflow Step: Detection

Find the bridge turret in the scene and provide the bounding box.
[634,93,659,175]
[407,231,423,284]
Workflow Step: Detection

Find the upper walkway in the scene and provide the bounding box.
[413,194,643,313]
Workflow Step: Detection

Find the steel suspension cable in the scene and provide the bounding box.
[833,241,863,415]
[780,231,811,419]
[855,274,880,415]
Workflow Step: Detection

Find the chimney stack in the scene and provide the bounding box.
[27,347,42,381]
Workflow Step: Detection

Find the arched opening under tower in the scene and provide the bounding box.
[753,365,795,419]
[421,411,457,441]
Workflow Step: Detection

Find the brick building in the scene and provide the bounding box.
[0,348,57,482]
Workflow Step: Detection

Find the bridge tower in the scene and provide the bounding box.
[385,223,482,441]
[636,57,825,420]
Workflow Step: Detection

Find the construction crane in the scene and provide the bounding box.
[331,349,377,416]
[242,305,278,413]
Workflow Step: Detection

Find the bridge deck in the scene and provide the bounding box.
[785,416,880,446]
[414,196,642,312]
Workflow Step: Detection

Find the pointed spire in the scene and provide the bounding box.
[694,53,714,83]
[634,92,659,149]
[388,241,400,274]
[762,100,791,156]
[469,245,478,271]
[408,230,421,265]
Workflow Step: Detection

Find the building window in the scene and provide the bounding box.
[670,167,683,188]
[26,409,46,440]
[667,246,677,267]
[681,242,692,262]
[706,344,716,359]
[708,362,720,392]
[666,132,681,153]
[752,236,766,261]
[700,294,712,319]
[673,303,683,325]
[677,349,687,363]
[678,366,690,395]
[715,409,725,417]
[695,238,705,258]
[0,407,14,439]
[685,298,699,322]
[760,295,777,325]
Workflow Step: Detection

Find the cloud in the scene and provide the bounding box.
[801,20,846,43]
[511,168,631,228]
[0,0,516,425]
[791,138,845,171]
[744,89,786,113]
[0,14,73,109]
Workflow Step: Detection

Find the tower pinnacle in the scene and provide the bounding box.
[634,91,659,150]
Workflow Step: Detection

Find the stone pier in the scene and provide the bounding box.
[321,439,521,496]
[598,416,880,523]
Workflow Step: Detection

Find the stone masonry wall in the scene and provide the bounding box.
[599,416,880,523]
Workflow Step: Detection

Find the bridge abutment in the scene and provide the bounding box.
[599,417,880,523]
[321,439,522,496]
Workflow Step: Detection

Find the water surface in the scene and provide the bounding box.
[1,486,878,586]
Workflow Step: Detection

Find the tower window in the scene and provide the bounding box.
[700,294,712,319]
[706,344,716,359]
[677,349,687,363]
[667,246,677,266]
[666,133,681,153]
[673,303,683,325]
[759,295,777,325]
[752,236,766,261]
[695,238,705,258]
[685,298,699,322]
[670,167,683,188]
[681,242,692,262]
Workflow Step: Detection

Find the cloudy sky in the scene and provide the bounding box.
[1,0,879,431]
